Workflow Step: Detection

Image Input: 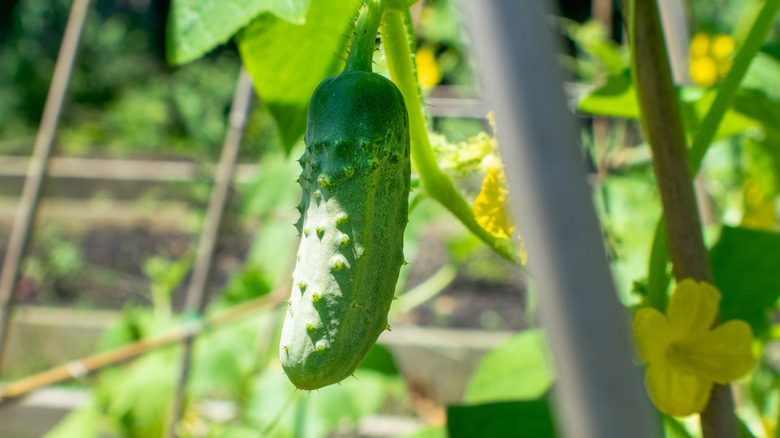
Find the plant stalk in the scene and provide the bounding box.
[344,0,383,73]
[379,10,523,267]
[630,1,736,437]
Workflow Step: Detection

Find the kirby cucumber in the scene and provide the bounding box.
[279,0,411,390]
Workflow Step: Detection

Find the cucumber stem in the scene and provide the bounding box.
[380,10,525,268]
[344,1,383,73]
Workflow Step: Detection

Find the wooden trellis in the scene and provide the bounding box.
[0,0,93,371]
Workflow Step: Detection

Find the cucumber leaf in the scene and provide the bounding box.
[710,226,780,335]
[236,0,357,152]
[578,72,639,118]
[166,0,311,66]
[447,399,557,438]
[463,329,554,403]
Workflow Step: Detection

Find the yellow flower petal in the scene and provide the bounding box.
[667,279,720,342]
[416,47,441,90]
[690,57,719,87]
[675,320,755,384]
[474,168,515,240]
[633,308,671,364]
[645,361,712,416]
[711,34,736,61]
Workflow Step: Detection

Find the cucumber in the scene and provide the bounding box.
[279,0,411,390]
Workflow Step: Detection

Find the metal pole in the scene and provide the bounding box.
[0,0,92,375]
[166,67,254,438]
[463,2,660,438]
[657,0,691,85]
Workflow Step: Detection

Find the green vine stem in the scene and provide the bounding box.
[344,0,383,73]
[630,0,736,437]
[379,9,524,267]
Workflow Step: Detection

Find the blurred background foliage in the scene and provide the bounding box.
[0,0,281,159]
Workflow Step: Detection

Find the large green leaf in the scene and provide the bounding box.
[447,399,557,438]
[463,329,554,403]
[166,0,310,65]
[237,0,357,152]
[710,226,780,335]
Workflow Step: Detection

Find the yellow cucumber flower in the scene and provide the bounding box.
[416,46,441,90]
[473,166,528,265]
[633,279,755,416]
[474,167,515,240]
[689,33,735,87]
[469,113,528,265]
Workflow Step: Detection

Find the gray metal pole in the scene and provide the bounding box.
[463,2,661,438]
[0,0,92,375]
[658,0,691,85]
[657,0,691,85]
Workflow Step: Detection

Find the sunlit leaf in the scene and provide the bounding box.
[236,0,357,152]
[578,72,639,118]
[166,0,310,65]
[464,330,554,403]
[710,226,780,335]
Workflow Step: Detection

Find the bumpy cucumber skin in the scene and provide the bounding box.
[280,71,410,390]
